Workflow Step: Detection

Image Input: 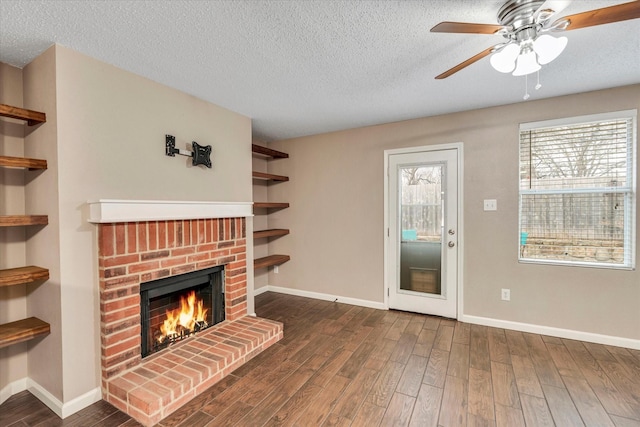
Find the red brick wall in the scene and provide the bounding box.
[98,218,247,381]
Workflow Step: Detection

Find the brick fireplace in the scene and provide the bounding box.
[91,200,282,426]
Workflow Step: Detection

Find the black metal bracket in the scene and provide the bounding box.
[165,134,212,168]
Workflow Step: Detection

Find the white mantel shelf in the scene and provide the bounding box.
[87,199,253,223]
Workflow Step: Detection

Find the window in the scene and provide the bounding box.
[519,110,636,269]
[401,166,442,242]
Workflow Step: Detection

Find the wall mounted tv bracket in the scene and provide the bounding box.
[165,134,212,168]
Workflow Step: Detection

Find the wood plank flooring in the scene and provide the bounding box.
[1,292,639,426]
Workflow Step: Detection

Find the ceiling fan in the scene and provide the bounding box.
[431,0,640,80]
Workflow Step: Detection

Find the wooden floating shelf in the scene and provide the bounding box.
[0,215,48,227]
[252,171,289,182]
[0,317,50,349]
[252,144,289,159]
[0,104,46,126]
[254,228,290,239]
[253,202,289,209]
[254,254,290,270]
[0,266,49,287]
[0,155,47,170]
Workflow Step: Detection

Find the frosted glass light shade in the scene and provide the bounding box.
[534,34,568,65]
[490,43,520,73]
[512,50,541,76]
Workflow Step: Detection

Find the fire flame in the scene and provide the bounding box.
[159,291,208,340]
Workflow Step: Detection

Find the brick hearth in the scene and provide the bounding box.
[97,217,283,426]
[106,316,282,426]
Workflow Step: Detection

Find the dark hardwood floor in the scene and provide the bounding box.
[2,292,640,426]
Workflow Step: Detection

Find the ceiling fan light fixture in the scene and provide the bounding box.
[490,43,520,73]
[512,47,541,76]
[533,34,568,64]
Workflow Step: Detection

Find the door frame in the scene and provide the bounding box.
[383,143,464,320]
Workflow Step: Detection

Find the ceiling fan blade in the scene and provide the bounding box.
[430,21,505,34]
[435,46,495,79]
[553,0,640,30]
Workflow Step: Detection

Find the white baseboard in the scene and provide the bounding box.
[60,386,102,418]
[0,378,27,406]
[26,379,101,419]
[262,285,386,310]
[27,379,64,418]
[253,286,638,349]
[462,314,640,350]
[253,286,270,296]
[255,286,639,349]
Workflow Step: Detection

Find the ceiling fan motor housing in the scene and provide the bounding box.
[497,0,546,41]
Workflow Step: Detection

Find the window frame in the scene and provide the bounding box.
[518,109,637,270]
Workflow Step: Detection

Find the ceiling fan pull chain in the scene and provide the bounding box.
[535,70,542,90]
[523,74,530,100]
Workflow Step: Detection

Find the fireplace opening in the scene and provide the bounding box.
[140,266,224,358]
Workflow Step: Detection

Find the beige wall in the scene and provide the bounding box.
[23,45,64,400]
[3,44,253,406]
[0,63,29,394]
[267,85,640,342]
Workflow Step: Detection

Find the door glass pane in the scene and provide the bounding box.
[399,165,443,295]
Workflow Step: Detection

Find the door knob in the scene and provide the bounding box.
[448,241,455,247]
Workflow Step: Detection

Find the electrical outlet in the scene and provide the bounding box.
[484,199,497,211]
[501,288,510,301]
[273,265,279,274]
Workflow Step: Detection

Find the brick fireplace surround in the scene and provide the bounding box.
[97,213,282,426]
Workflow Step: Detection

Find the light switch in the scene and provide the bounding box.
[484,199,497,211]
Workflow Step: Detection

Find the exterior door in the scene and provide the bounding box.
[386,146,459,318]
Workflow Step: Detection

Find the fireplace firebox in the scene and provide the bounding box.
[140,266,224,358]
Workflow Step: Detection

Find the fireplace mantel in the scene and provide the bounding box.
[87,199,253,223]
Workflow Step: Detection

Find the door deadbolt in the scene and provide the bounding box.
[448,229,455,235]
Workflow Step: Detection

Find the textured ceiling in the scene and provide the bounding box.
[1,0,639,141]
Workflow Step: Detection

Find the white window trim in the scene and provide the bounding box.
[518,109,637,270]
